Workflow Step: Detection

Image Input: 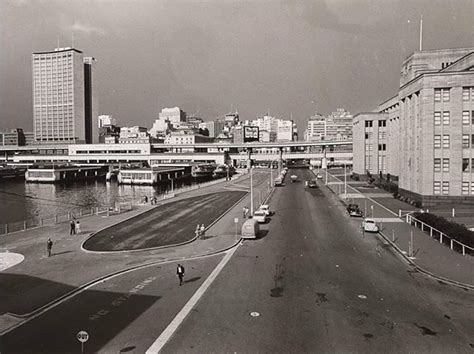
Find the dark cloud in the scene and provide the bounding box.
[0,0,473,134]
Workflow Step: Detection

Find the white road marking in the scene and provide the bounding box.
[146,244,240,353]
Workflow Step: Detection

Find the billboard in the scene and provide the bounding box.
[243,126,259,142]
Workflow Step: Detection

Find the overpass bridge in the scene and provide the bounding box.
[1,141,353,168]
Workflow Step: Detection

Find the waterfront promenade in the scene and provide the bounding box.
[0,170,271,333]
[323,168,474,289]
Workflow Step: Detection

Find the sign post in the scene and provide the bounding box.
[77,330,89,354]
[234,217,239,241]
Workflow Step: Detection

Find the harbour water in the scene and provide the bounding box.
[0,179,198,224]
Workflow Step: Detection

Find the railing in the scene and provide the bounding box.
[406,214,474,256]
[0,173,245,236]
[0,203,133,236]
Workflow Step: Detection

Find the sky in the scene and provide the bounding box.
[1,0,473,133]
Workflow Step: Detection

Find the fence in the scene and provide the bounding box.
[0,172,245,236]
[406,214,474,256]
[0,202,134,236]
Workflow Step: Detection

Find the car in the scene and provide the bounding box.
[362,218,379,232]
[290,175,298,182]
[347,204,363,217]
[258,204,272,216]
[274,177,283,186]
[308,180,317,188]
[252,210,267,223]
[316,174,323,180]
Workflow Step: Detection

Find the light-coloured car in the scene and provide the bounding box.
[258,204,272,216]
[362,218,379,232]
[274,177,283,186]
[316,174,323,180]
[252,210,267,223]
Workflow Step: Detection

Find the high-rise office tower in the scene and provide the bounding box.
[32,47,98,143]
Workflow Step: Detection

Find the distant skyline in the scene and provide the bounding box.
[1,0,473,132]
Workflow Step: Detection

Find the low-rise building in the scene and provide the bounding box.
[119,126,150,144]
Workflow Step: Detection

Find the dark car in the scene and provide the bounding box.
[347,204,363,217]
[308,180,317,188]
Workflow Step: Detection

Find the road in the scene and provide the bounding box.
[2,168,473,353]
[162,168,474,353]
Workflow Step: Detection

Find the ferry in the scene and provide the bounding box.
[212,164,235,178]
[191,164,216,178]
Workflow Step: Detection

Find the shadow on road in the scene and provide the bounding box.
[1,274,160,353]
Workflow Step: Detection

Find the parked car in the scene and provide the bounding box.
[308,180,317,188]
[258,204,272,216]
[362,218,379,232]
[347,204,363,217]
[316,174,323,180]
[274,177,283,186]
[252,210,268,223]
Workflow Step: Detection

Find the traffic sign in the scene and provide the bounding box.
[234,217,238,223]
[77,330,89,343]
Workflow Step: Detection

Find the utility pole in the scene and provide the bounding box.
[344,163,347,198]
[250,166,254,216]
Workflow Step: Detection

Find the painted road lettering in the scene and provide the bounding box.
[89,276,157,321]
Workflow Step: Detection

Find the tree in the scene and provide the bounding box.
[198,128,210,136]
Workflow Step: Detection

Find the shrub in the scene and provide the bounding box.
[413,212,474,249]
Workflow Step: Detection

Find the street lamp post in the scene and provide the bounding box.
[344,163,347,198]
[250,166,254,216]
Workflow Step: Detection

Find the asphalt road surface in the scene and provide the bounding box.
[162,168,474,353]
[83,191,246,251]
[2,169,473,353]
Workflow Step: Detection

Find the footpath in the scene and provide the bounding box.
[320,169,474,289]
[0,171,273,334]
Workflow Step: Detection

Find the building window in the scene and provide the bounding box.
[462,158,469,172]
[463,111,470,125]
[378,120,386,127]
[433,181,441,195]
[434,111,441,126]
[435,88,450,102]
[472,111,474,125]
[365,120,373,128]
[443,111,450,125]
[462,182,469,195]
[378,144,386,151]
[463,87,471,101]
[463,135,470,148]
[442,158,449,172]
[442,135,450,148]
[434,135,441,149]
[434,158,441,172]
[442,181,449,195]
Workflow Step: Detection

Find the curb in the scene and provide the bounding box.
[81,190,248,254]
[322,169,473,291]
[1,187,251,325]
[377,229,473,291]
[1,237,244,335]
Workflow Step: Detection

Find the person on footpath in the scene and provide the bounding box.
[200,224,205,239]
[47,238,53,257]
[176,264,185,286]
[195,224,200,239]
[76,220,81,234]
[70,219,76,235]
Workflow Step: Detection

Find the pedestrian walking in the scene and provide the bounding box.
[176,264,185,286]
[243,206,247,218]
[195,224,200,239]
[200,224,205,239]
[47,238,53,257]
[70,219,76,235]
[76,220,81,234]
